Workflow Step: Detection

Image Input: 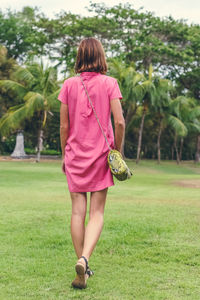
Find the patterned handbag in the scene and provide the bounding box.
[80,76,133,181]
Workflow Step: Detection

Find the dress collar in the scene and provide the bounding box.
[80,72,100,77]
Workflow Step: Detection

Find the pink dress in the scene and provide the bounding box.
[57,72,123,192]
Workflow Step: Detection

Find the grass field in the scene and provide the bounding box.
[0,159,200,300]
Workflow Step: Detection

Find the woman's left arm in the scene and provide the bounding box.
[60,102,69,172]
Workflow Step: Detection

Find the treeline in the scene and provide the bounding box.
[0,3,200,163]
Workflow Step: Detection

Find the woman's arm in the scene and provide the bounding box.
[110,99,125,153]
[60,102,69,159]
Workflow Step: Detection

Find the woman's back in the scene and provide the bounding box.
[59,71,122,153]
[58,71,122,192]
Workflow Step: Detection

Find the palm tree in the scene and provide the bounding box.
[0,61,60,161]
[186,107,200,163]
[0,45,18,114]
[109,59,147,159]
[151,77,174,163]
[167,97,200,163]
[109,59,144,126]
[135,65,157,163]
[169,97,200,163]
[110,61,162,163]
[195,136,200,163]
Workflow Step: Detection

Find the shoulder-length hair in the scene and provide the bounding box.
[75,38,108,74]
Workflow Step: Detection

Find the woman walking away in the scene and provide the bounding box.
[58,37,125,289]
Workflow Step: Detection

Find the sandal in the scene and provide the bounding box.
[86,265,94,277]
[71,256,88,289]
[71,273,87,289]
[77,256,94,277]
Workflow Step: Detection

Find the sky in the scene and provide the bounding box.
[1,0,200,24]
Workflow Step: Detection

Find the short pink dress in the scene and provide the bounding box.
[57,72,123,192]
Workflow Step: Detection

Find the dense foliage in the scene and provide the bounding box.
[0,3,200,162]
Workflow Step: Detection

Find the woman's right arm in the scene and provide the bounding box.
[110,99,125,154]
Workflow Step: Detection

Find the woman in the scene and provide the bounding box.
[58,37,125,289]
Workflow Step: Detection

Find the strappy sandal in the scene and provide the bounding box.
[86,265,94,277]
[71,256,89,289]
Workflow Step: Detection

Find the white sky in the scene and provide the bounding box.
[1,0,199,24]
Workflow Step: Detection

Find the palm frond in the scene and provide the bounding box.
[189,106,200,120]
[0,104,27,135]
[0,80,27,97]
[23,92,45,116]
[46,89,61,112]
[141,80,156,93]
[131,73,144,87]
[13,67,34,84]
[170,96,190,117]
[0,92,45,136]
[186,120,200,133]
[168,115,188,136]
[141,80,156,104]
[148,64,153,80]
[27,63,43,79]
[42,67,58,96]
[131,84,145,102]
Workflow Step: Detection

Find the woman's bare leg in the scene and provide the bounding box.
[70,192,87,258]
[81,187,108,261]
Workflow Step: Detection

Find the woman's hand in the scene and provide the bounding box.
[62,158,66,174]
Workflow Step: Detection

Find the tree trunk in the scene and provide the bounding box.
[125,105,132,126]
[123,103,137,159]
[171,147,174,160]
[36,129,44,162]
[179,137,184,162]
[195,135,200,163]
[174,134,180,164]
[157,120,162,164]
[136,110,146,164]
[125,103,137,126]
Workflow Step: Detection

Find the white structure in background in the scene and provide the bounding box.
[11,131,27,158]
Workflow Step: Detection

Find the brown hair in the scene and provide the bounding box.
[75,38,107,74]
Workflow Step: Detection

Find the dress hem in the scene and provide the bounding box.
[68,181,115,193]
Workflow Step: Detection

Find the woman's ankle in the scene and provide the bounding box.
[80,254,89,262]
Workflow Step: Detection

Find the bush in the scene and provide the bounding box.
[40,149,61,155]
[24,148,61,155]
[0,135,16,155]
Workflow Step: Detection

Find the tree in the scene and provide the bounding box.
[0,45,18,115]
[109,59,145,158]
[0,61,60,161]
[135,65,156,163]
[151,77,173,163]
[169,97,200,163]
[0,7,48,62]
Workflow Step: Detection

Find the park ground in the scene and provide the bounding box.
[0,158,200,300]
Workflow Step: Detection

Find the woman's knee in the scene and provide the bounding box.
[89,209,104,220]
[71,192,87,218]
[72,207,86,219]
[89,188,108,218]
[89,201,106,217]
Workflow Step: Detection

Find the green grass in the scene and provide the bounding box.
[0,159,200,300]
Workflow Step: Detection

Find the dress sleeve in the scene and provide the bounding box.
[108,79,123,101]
[57,80,68,105]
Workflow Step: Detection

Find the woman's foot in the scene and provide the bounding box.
[75,256,87,275]
[71,273,87,289]
[71,256,88,289]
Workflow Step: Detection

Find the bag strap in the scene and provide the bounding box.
[79,75,112,151]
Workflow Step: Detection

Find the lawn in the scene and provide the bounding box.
[0,159,200,300]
